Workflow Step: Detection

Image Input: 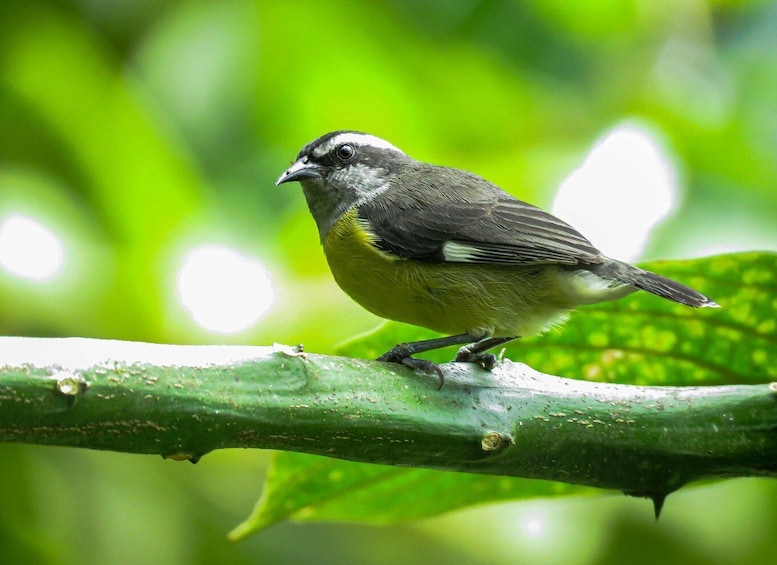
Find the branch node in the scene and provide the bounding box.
[481,431,514,453]
[273,343,307,359]
[54,370,89,397]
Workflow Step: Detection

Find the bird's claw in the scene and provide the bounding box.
[400,357,444,390]
[455,346,498,370]
[377,349,444,390]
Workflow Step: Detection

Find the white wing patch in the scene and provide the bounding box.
[442,241,480,262]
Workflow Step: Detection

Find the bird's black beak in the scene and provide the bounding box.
[275,157,322,186]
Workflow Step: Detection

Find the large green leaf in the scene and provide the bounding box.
[231,252,777,538]
[230,453,593,541]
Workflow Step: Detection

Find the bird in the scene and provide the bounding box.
[276,130,718,387]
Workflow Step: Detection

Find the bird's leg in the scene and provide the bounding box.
[377,334,474,389]
[455,336,519,370]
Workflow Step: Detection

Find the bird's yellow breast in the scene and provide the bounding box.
[322,209,574,339]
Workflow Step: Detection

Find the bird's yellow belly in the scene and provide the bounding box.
[322,211,573,338]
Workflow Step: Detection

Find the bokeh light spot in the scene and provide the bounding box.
[177,244,273,334]
[523,516,545,537]
[0,214,66,281]
[552,124,678,261]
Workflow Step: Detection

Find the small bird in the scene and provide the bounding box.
[277,131,717,387]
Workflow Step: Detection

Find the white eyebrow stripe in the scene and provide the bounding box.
[322,133,405,155]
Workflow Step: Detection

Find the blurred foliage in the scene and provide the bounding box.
[1,0,777,563]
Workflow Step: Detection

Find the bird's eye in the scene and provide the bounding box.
[336,143,355,161]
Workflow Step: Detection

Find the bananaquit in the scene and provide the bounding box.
[277,131,717,386]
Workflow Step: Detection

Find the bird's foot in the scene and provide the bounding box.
[455,345,498,370]
[377,346,444,390]
[454,336,517,370]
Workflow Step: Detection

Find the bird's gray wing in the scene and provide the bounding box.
[357,163,603,266]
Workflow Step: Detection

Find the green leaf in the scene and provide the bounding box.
[341,252,777,386]
[230,452,595,540]
[231,252,777,538]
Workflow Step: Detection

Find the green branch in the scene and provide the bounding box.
[1,337,776,516]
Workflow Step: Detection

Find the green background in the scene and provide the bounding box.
[1,0,776,563]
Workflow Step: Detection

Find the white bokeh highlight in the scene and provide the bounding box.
[0,214,66,281]
[552,124,678,261]
[523,515,545,538]
[177,244,273,334]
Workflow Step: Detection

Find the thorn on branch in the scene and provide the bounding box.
[652,493,667,520]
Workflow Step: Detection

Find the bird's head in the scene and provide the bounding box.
[277,131,411,238]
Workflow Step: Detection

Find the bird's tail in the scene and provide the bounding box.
[590,259,719,308]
